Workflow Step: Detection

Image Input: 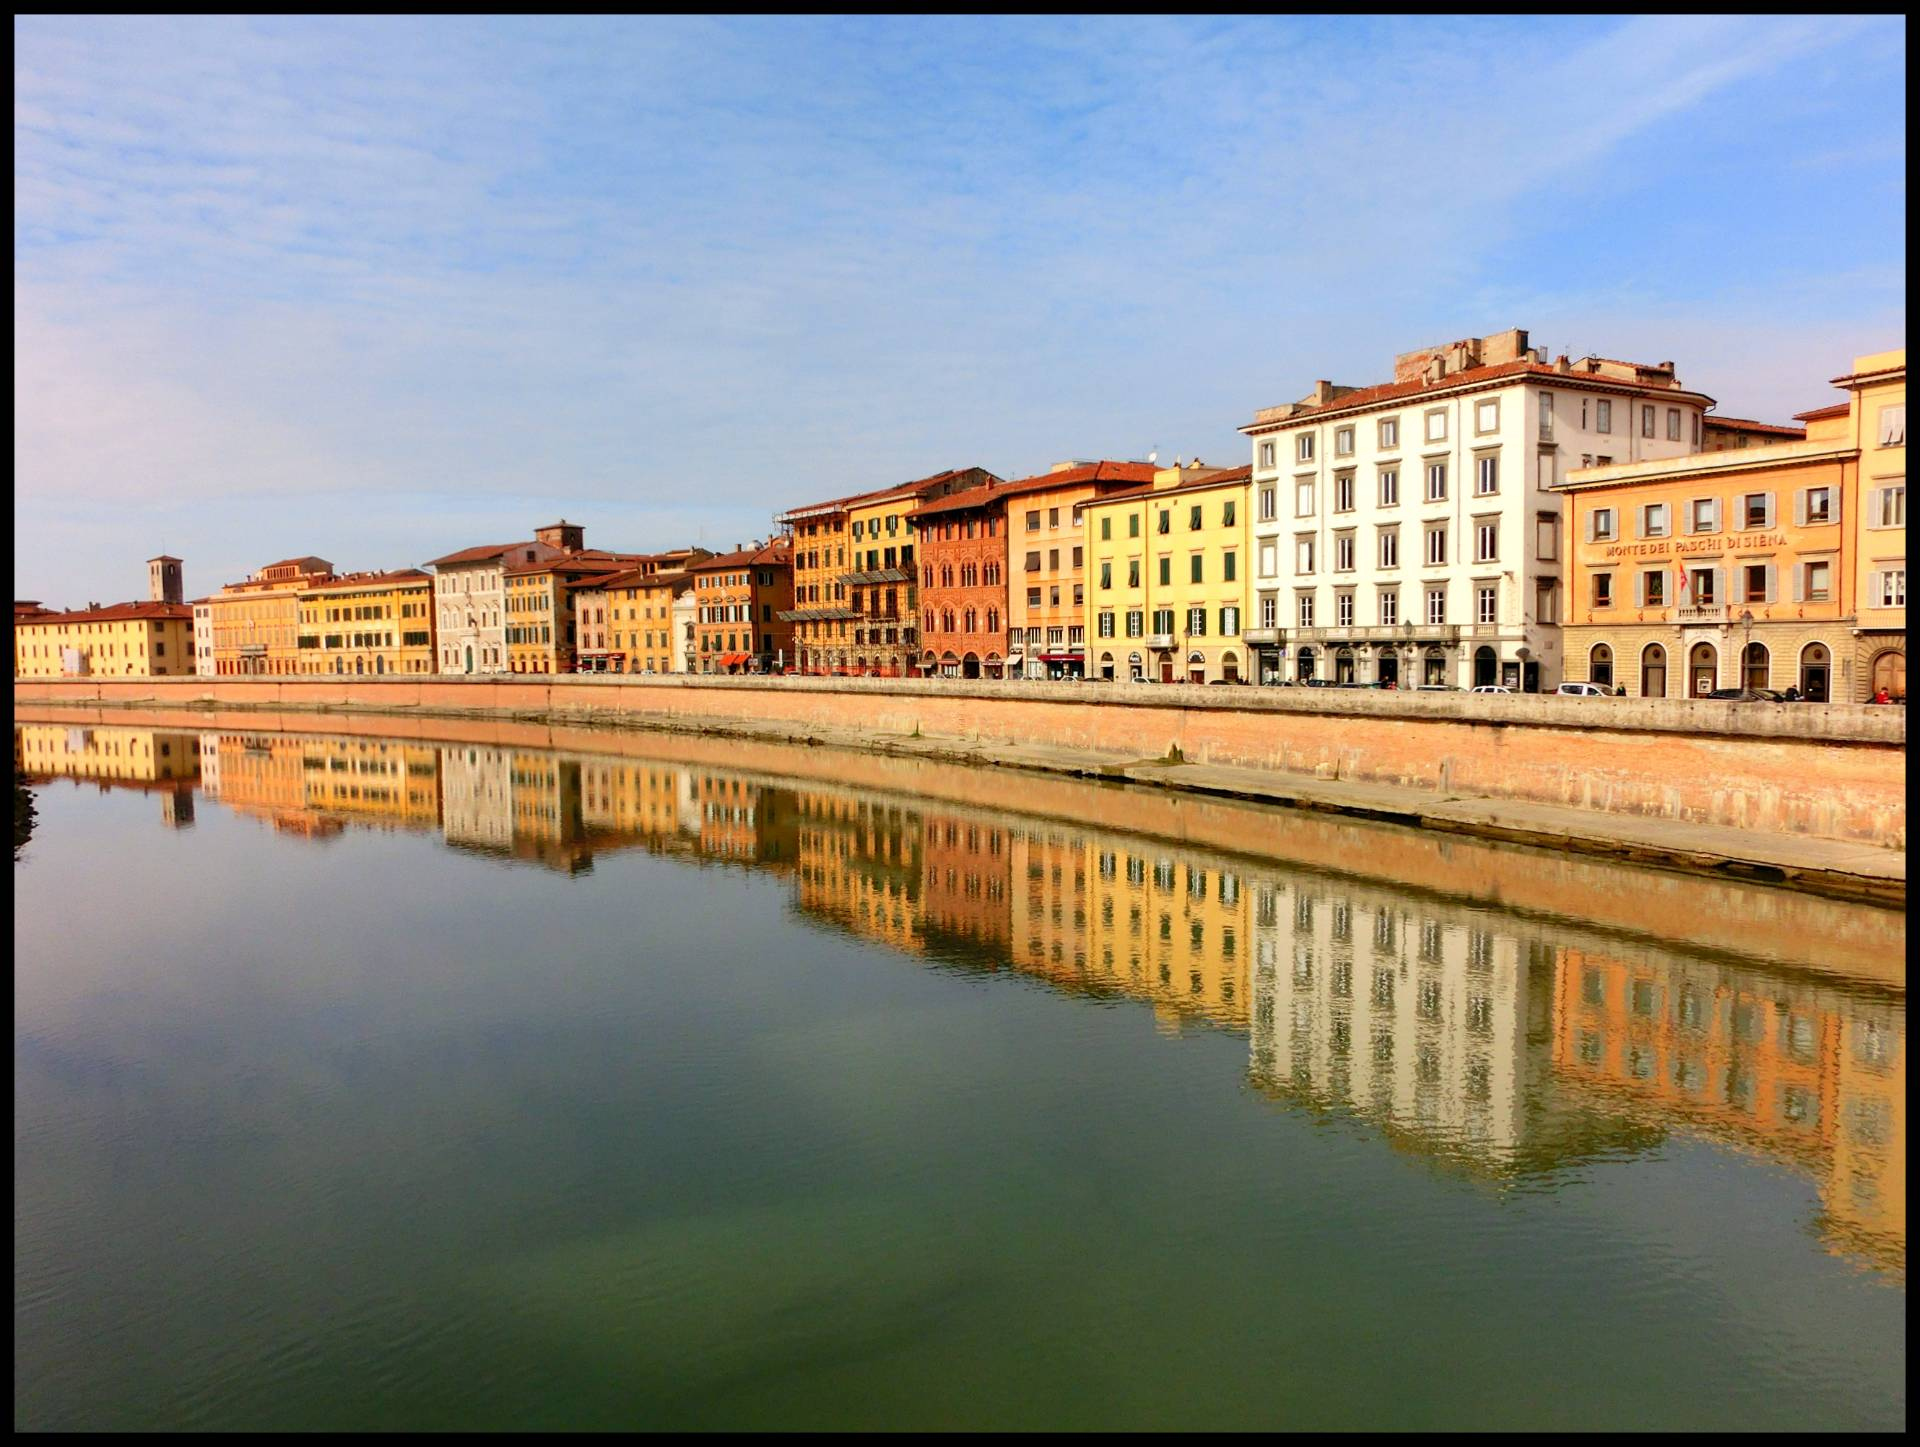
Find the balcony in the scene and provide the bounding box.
[1242,628,1281,646]
[1290,624,1460,646]
[1145,633,1177,650]
[1676,604,1727,624]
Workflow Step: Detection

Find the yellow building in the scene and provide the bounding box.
[581,568,694,674]
[13,601,196,678]
[1831,350,1905,699]
[209,556,334,676]
[295,570,436,676]
[1079,463,1254,683]
[15,724,202,783]
[792,791,926,951]
[297,737,442,827]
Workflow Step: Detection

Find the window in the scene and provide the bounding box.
[1536,515,1559,560]
[1743,563,1769,603]
[1025,510,1040,532]
[1128,513,1140,538]
[1336,592,1354,627]
[1379,528,1399,569]
[1640,404,1655,438]
[1099,561,1112,590]
[1223,551,1237,582]
[1158,558,1170,585]
[1335,426,1355,456]
[1334,534,1355,571]
[1222,499,1236,527]
[1298,593,1314,627]
[1879,406,1905,446]
[1689,497,1720,534]
[1880,569,1906,608]
[1379,469,1399,506]
[1190,555,1204,583]
[1188,606,1207,637]
[1476,584,1497,624]
[1690,567,1717,604]
[1475,455,1498,494]
[1157,509,1170,535]
[1025,550,1041,573]
[1741,492,1773,529]
[1127,561,1140,587]
[1260,594,1278,627]
[1378,588,1398,626]
[1334,474,1354,511]
[1221,605,1240,636]
[1259,485,1276,521]
[1801,487,1832,524]
[1475,400,1499,434]
[1539,394,1553,439]
[1379,417,1399,449]
[1591,507,1616,541]
[1692,412,1701,449]
[1872,484,1905,528]
[1536,580,1559,625]
[1590,643,1615,687]
[1643,569,1667,607]
[1259,540,1277,577]
[1802,560,1832,603]
[1638,502,1668,538]
[1474,521,1498,562]
[1667,408,1682,441]
[1100,516,1111,540]
[1298,434,1315,462]
[1426,462,1447,501]
[1595,399,1612,433]
[1259,440,1276,469]
[1425,525,1447,566]
[1426,587,1446,625]
[1425,409,1447,443]
[1048,508,1060,528]
[1297,538,1316,574]
[1189,504,1203,531]
[1027,586,1042,607]
[1097,611,1115,638]
[1296,479,1315,516]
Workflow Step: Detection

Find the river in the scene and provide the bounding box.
[12,715,1906,1430]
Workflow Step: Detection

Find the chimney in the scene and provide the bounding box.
[1311,380,1335,404]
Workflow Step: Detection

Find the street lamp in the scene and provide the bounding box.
[1740,608,1756,690]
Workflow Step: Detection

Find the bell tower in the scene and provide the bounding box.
[149,555,184,605]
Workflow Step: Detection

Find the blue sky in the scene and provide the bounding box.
[14,15,1907,606]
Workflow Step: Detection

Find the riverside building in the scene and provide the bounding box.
[1240,329,1713,690]
[1556,348,1903,701]
[208,556,336,676]
[690,538,794,674]
[1079,461,1253,684]
[427,520,583,676]
[294,569,436,676]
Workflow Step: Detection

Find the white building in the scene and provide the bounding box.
[425,521,580,675]
[1241,329,1714,690]
[671,589,698,673]
[191,600,216,677]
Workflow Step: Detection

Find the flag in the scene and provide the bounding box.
[1676,565,1689,593]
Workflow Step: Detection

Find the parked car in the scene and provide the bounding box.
[1301,677,1339,688]
[1470,685,1513,694]
[1554,681,1611,697]
[1415,683,1457,692]
[1705,687,1785,702]
[1337,680,1384,689]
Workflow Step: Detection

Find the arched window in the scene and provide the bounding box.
[1641,643,1667,698]
[1798,643,1830,701]
[986,607,999,634]
[1590,643,1614,687]
[1688,641,1717,697]
[1871,649,1905,700]
[1742,641,1770,691]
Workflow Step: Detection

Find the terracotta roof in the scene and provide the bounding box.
[1704,415,1807,436]
[1791,402,1850,422]
[1244,359,1710,433]
[258,555,332,573]
[779,467,1000,522]
[503,555,636,579]
[581,567,693,593]
[299,568,433,593]
[1081,465,1254,507]
[425,540,538,568]
[691,539,793,572]
[16,600,193,626]
[909,461,1158,520]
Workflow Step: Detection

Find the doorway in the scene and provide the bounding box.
[1159,656,1175,684]
[1799,643,1830,702]
[1473,646,1497,688]
[1377,653,1399,688]
[1641,644,1667,698]
[1689,642,1717,697]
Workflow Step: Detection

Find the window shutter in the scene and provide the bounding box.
[1792,490,1806,527]
[1791,565,1804,603]
[1708,498,1721,533]
[1634,570,1646,606]
[1764,563,1777,603]
[1762,492,1776,528]
[1585,511,1596,543]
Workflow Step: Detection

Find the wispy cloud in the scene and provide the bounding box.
[14,15,1905,605]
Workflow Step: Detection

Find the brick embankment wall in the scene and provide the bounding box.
[12,675,1906,848]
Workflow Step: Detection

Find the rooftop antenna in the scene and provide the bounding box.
[1147,446,1158,466]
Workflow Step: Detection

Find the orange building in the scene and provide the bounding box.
[689,537,795,673]
[209,556,336,676]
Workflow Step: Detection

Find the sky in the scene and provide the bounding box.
[14,15,1907,607]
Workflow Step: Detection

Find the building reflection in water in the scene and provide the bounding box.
[15,722,1906,1277]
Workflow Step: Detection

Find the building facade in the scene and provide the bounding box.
[1079,463,1253,684]
[14,601,196,678]
[427,521,582,675]
[1703,416,1807,452]
[294,570,436,676]
[1241,330,1714,690]
[191,600,216,676]
[576,568,695,673]
[690,538,795,673]
[777,467,997,676]
[1556,349,1902,702]
[912,481,1012,677]
[208,556,336,676]
[1002,462,1159,679]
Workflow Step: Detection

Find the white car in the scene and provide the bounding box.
[1470,684,1513,694]
[1555,681,1611,697]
